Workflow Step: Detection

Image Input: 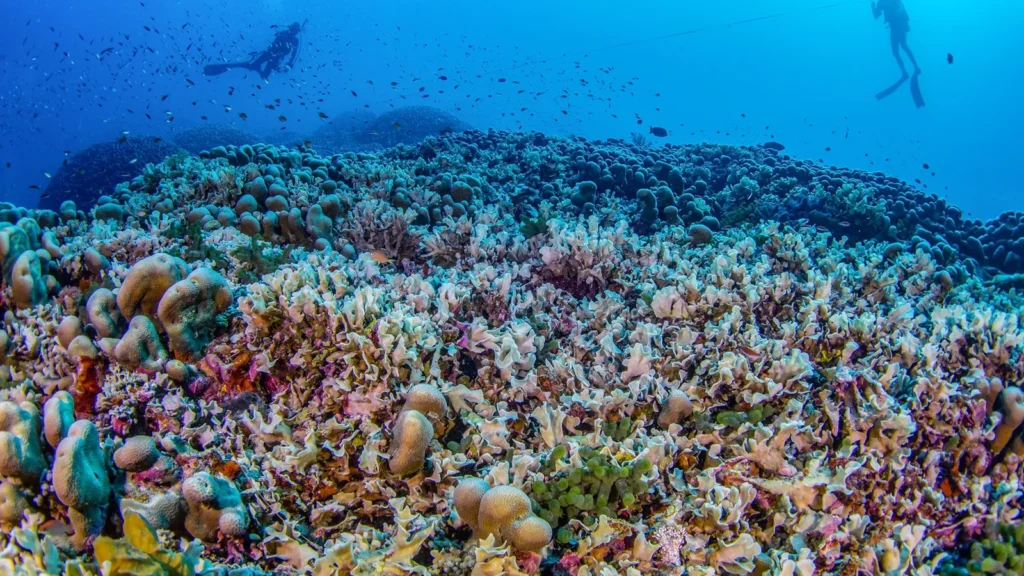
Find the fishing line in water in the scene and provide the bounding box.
[344,0,866,112]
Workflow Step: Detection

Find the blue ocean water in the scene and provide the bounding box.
[0,0,1020,218]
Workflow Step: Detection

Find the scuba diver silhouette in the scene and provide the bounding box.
[872,0,924,107]
[873,0,919,78]
[204,21,306,80]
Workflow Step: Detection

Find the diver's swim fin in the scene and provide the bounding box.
[875,76,908,100]
[910,71,925,108]
[203,63,246,76]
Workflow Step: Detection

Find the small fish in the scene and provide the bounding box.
[947,53,953,64]
[117,135,128,143]
[497,77,506,83]
[393,122,401,129]
[44,172,51,178]
[838,221,851,227]
[438,75,448,81]
[279,115,288,122]
[239,112,248,119]
[129,159,138,165]
[649,126,668,137]
[368,250,392,264]
[160,94,168,101]
[922,163,930,169]
[28,184,40,189]
[736,346,760,361]
[319,111,329,119]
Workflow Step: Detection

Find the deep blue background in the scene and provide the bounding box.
[1,0,1020,219]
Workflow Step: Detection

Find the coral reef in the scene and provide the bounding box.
[39,135,183,212]
[173,125,262,155]
[3,129,1024,575]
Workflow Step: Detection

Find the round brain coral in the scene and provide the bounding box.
[157,267,232,360]
[117,253,190,327]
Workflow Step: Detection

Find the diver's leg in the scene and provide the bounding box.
[891,32,908,78]
[901,39,921,73]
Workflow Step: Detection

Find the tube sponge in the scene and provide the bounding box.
[181,472,249,541]
[43,391,75,449]
[53,420,111,548]
[0,401,46,484]
[114,316,168,371]
[455,482,552,553]
[157,267,232,360]
[389,410,433,476]
[117,254,190,328]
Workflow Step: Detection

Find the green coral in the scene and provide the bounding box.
[519,214,551,239]
[229,235,292,284]
[601,416,633,442]
[938,522,1024,575]
[161,221,228,270]
[93,511,202,576]
[531,445,652,530]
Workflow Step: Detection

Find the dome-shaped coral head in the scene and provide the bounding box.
[389,410,433,477]
[467,483,552,553]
